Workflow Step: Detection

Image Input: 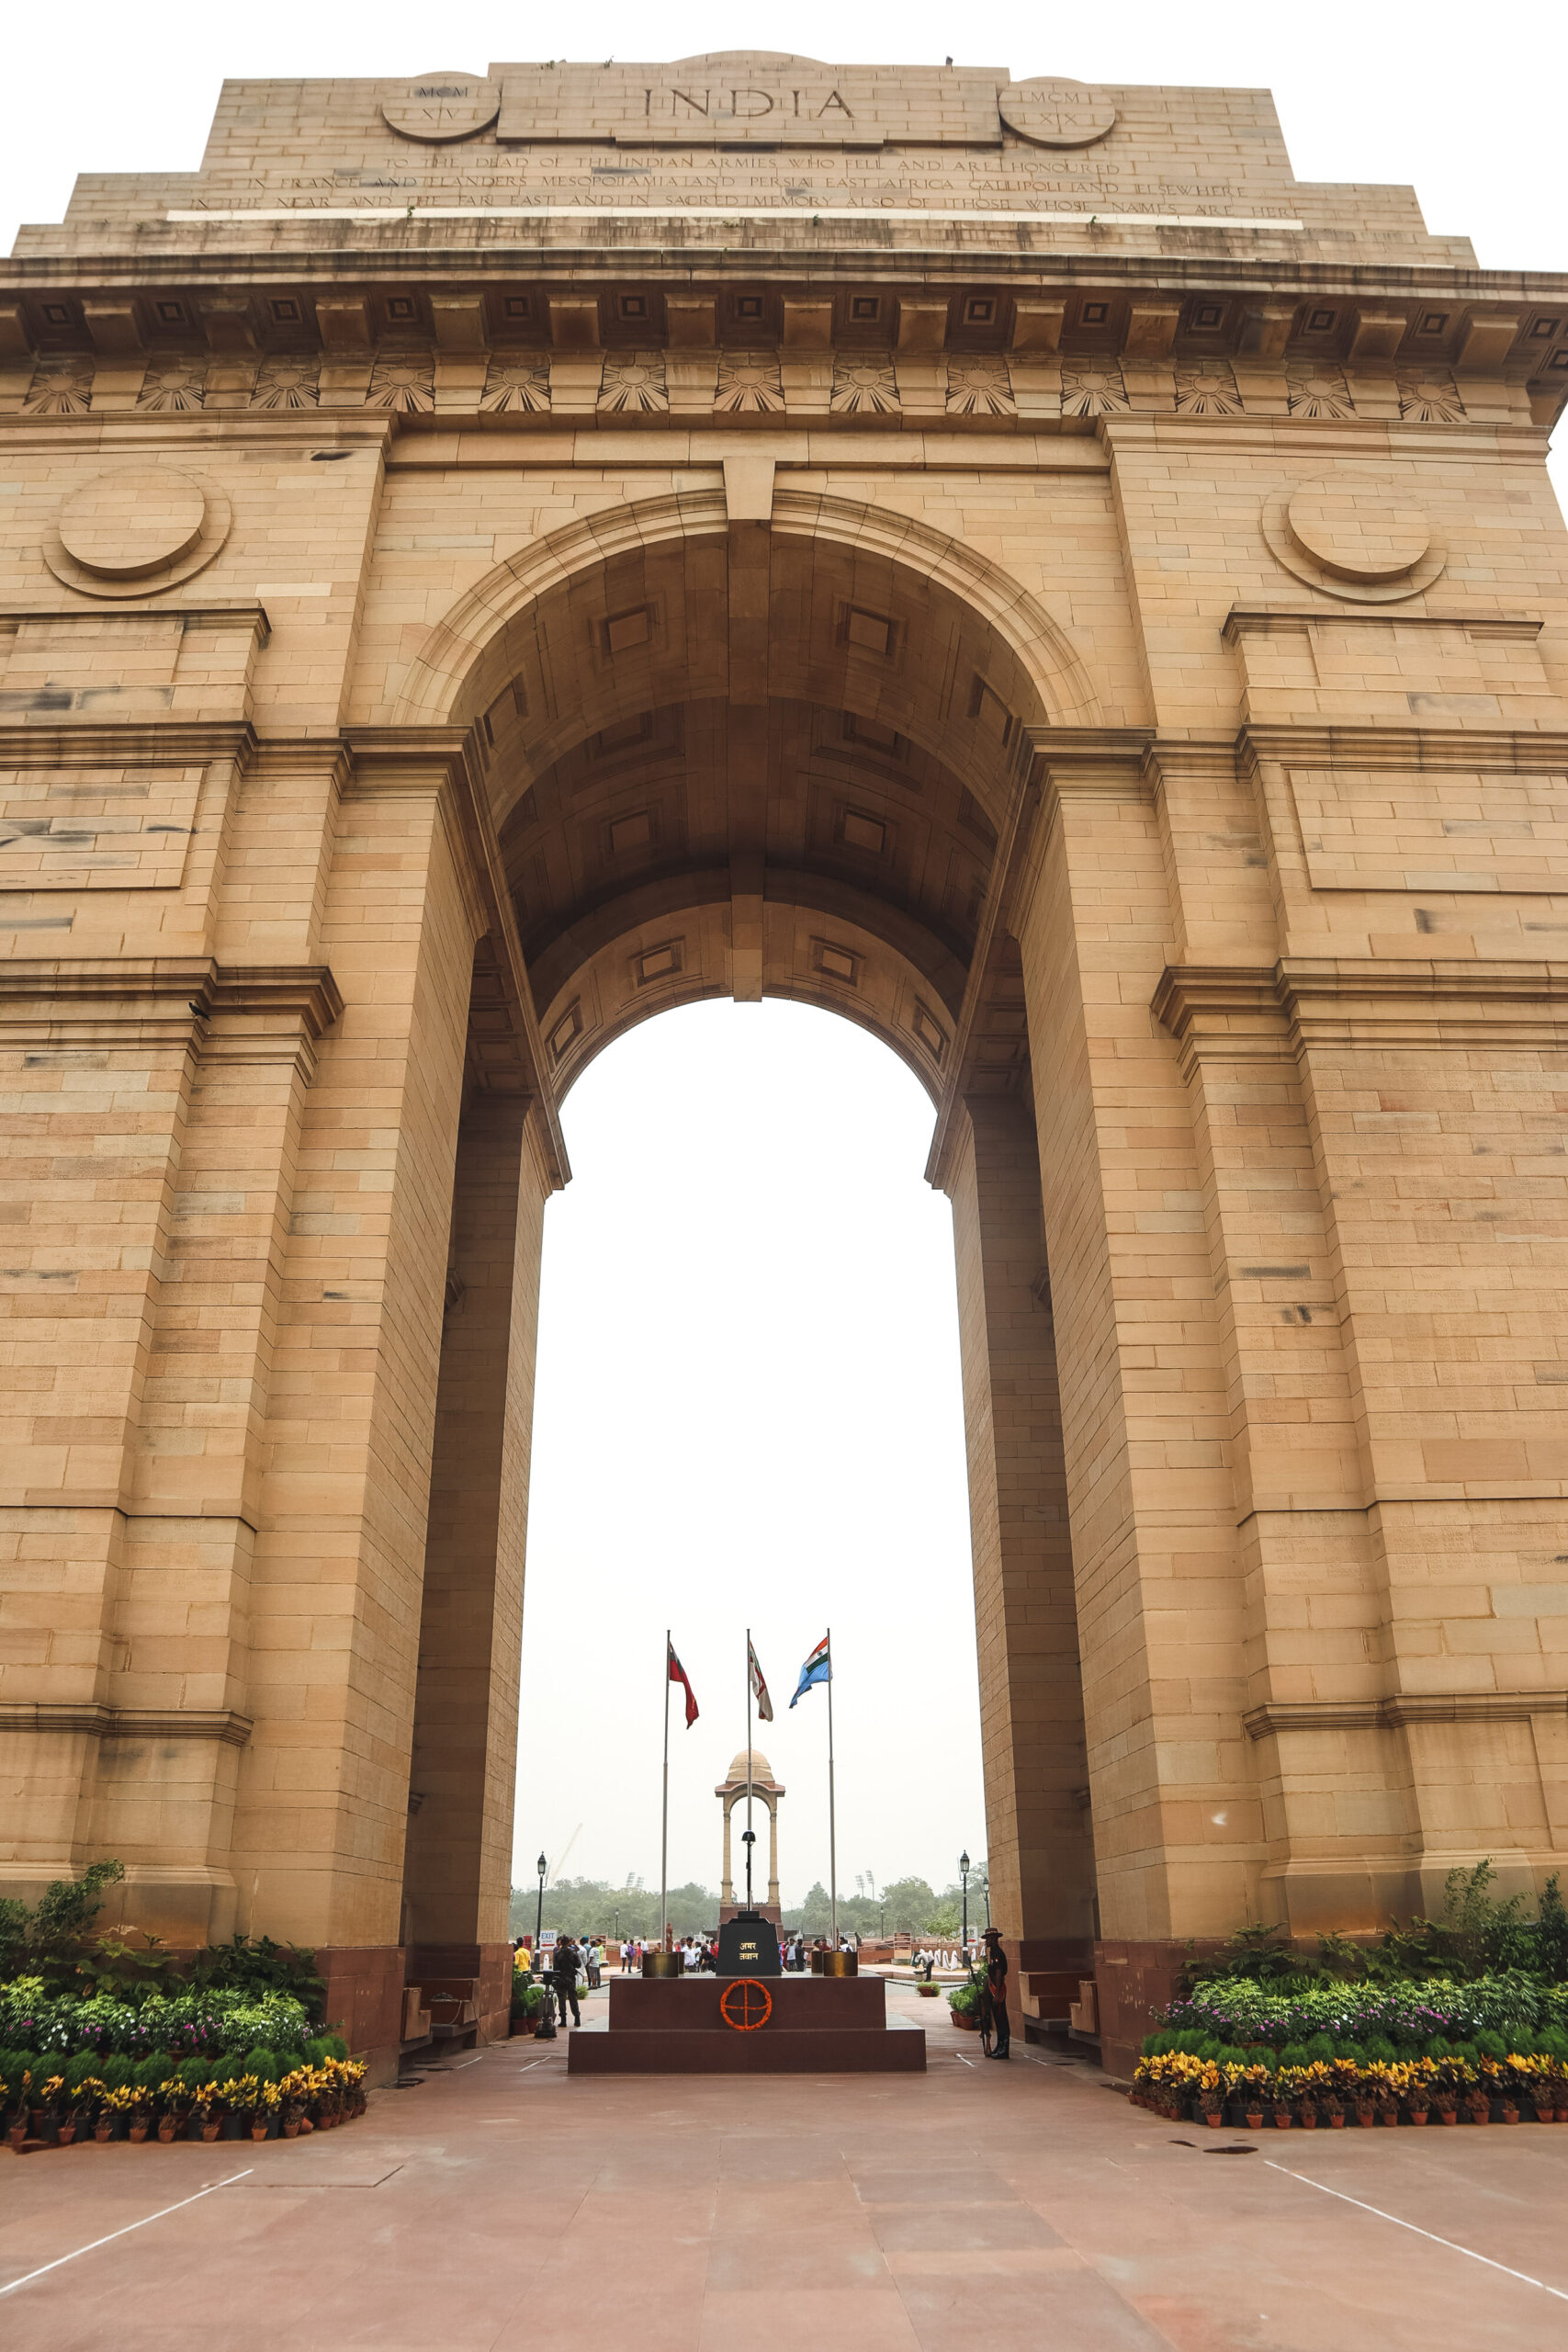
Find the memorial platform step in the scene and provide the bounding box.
[568,1970,925,2073]
[568,2025,926,2075]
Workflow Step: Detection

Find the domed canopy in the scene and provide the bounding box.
[727,1748,773,1782]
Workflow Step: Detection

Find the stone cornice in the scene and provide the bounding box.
[0,1702,254,1746]
[1237,721,1568,774]
[7,251,1568,307]
[341,726,568,1187]
[1224,607,1544,643]
[1246,1691,1568,1739]
[0,718,256,765]
[1154,956,1568,1064]
[0,602,270,638]
[0,958,343,1066]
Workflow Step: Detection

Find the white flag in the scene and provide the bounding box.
[748,1640,774,1722]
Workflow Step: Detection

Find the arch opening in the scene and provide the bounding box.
[398,500,1098,1991]
[504,999,987,1924]
[414,490,1093,1105]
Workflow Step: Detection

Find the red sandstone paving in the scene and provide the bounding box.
[3,2002,1566,2351]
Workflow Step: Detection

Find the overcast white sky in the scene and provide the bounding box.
[5,3,1564,1906]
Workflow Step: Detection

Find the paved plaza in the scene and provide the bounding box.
[4,1988,1566,2351]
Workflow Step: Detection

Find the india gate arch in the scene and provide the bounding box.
[4,53,1568,2086]
[392,483,1106,2038]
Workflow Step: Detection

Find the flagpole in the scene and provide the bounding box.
[745,1626,754,1911]
[660,1627,671,1950]
[827,1626,838,1948]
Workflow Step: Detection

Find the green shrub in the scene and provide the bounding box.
[100,2052,135,2091]
[63,2051,99,2093]
[243,2046,279,2083]
[0,2047,33,2094]
[1473,2029,1506,2060]
[137,2053,172,2094]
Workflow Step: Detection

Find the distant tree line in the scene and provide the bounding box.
[508,1868,987,1940]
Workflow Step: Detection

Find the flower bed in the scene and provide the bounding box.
[1,2041,366,2150]
[0,1977,319,2066]
[1157,1971,1568,2052]
[0,1861,366,2148]
[1133,2035,1568,2131]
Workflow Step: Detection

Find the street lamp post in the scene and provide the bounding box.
[959,1850,970,1957]
[535,1851,547,1952]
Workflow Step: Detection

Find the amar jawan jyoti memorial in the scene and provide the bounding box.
[2,56,1566,2079]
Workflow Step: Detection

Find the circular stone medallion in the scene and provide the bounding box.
[59,469,207,578]
[45,467,231,599]
[999,78,1118,149]
[381,73,500,142]
[1261,481,1446,604]
[1286,487,1431,582]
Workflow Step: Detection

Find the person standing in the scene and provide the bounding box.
[982,1928,1010,2059]
[552,1934,581,2029]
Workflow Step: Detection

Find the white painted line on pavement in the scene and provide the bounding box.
[1263,2161,1568,2301]
[0,2171,254,2299]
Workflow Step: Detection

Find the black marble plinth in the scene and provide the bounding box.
[716,1911,781,1975]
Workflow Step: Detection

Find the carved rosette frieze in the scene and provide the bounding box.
[479,353,550,412]
[1060,361,1128,416]
[1395,367,1465,422]
[945,356,1017,416]
[1174,359,1242,415]
[5,314,1548,428]
[715,348,784,412]
[1285,362,1354,417]
[23,355,93,414]
[137,351,207,411]
[830,356,900,414]
[598,350,669,413]
[250,354,321,409]
[367,345,436,412]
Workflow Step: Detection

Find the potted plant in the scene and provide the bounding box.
[156,2072,185,2143]
[0,2053,27,2151]
[63,2050,104,2143]
[1230,2063,1269,2132]
[1399,2060,1434,2125]
[32,2068,66,2146]
[1195,2062,1226,2127]
[947,1983,983,2032]
[278,2064,311,2138]
[132,2055,167,2141]
[96,2052,137,2140]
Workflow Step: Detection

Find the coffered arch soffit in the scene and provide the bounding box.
[396,487,1102,842]
[532,876,960,1110]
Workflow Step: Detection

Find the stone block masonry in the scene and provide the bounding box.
[1,51,1565,2077]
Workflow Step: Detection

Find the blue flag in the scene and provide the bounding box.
[790,1634,831,1707]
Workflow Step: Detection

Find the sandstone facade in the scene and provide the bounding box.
[2,56,1566,2073]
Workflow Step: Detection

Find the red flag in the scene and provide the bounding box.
[668,1641,699,1728]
